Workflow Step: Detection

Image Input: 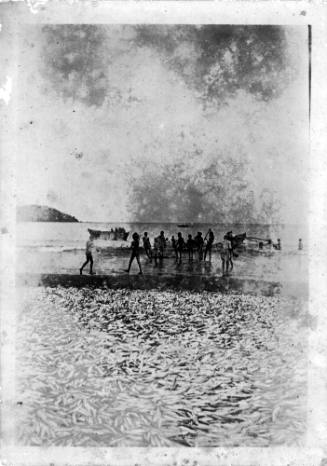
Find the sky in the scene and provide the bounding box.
[3,24,309,223]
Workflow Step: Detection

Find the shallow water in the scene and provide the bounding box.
[16,287,308,447]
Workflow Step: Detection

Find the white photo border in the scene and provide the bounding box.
[1,1,326,464]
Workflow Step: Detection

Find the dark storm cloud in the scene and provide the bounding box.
[25,25,306,222]
[135,25,293,105]
[41,25,109,106]
[40,25,293,109]
[128,156,280,224]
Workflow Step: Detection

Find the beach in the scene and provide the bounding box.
[17,239,308,298]
[14,222,309,447]
[15,286,308,447]
[17,220,307,288]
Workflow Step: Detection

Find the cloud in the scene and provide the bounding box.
[134,25,295,106]
[14,25,308,223]
[40,25,297,109]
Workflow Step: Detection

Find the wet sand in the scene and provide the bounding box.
[17,247,308,297]
[17,273,308,299]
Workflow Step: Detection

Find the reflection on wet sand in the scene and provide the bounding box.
[18,247,307,283]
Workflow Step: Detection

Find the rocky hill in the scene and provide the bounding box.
[17,205,79,222]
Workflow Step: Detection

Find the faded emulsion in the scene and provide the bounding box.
[12,23,310,449]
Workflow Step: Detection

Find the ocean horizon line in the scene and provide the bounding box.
[77,221,307,226]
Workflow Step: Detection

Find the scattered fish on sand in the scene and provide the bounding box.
[16,287,308,447]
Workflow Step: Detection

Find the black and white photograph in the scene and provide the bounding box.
[0,2,326,465]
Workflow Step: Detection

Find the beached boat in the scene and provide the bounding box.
[242,236,276,252]
[225,232,247,250]
[88,228,129,241]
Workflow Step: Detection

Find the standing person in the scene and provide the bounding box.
[171,235,178,262]
[80,235,95,275]
[153,236,160,267]
[221,234,232,275]
[225,231,234,268]
[158,230,166,260]
[142,232,152,262]
[186,234,194,262]
[176,232,185,264]
[298,238,303,250]
[204,229,215,262]
[194,232,204,261]
[125,232,142,274]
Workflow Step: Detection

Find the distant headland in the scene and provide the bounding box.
[17,205,79,223]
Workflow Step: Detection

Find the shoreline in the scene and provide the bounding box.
[16,273,308,298]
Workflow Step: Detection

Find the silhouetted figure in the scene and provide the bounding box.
[80,236,95,275]
[273,238,281,250]
[142,232,152,261]
[153,236,160,267]
[221,235,232,275]
[194,232,204,261]
[204,229,215,261]
[176,232,185,264]
[171,235,178,262]
[158,231,166,260]
[298,238,303,250]
[125,232,142,274]
[186,234,194,262]
[226,231,235,266]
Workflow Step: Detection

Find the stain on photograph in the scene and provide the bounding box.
[11,24,309,447]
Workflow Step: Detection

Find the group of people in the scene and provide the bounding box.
[125,229,233,275]
[80,229,234,276]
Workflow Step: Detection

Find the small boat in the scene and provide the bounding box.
[88,228,129,241]
[177,223,192,228]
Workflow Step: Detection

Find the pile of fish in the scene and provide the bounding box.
[16,287,308,447]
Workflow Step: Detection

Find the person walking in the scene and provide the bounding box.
[125,232,143,274]
[80,235,95,275]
